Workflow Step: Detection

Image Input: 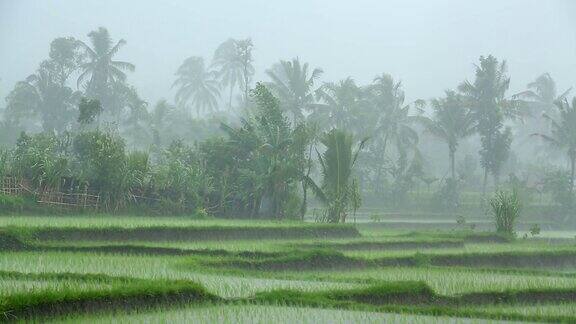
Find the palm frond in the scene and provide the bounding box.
[111,61,135,72]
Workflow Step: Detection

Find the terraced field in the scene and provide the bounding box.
[1,216,576,323]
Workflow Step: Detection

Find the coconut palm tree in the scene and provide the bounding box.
[307,129,367,223]
[212,39,244,108]
[533,97,576,192]
[364,74,419,194]
[515,73,572,109]
[266,58,323,122]
[238,39,254,101]
[420,90,476,180]
[369,73,405,113]
[458,55,516,193]
[371,77,419,158]
[121,86,149,148]
[76,27,135,100]
[309,78,363,130]
[513,73,572,143]
[173,56,220,117]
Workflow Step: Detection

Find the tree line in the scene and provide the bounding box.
[1,27,574,221]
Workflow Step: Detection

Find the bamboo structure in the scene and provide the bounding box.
[0,177,23,196]
[37,189,100,210]
[1,176,100,210]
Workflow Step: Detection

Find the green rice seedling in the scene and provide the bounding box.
[466,303,576,318]
[0,252,359,298]
[276,267,576,296]
[0,216,350,229]
[3,215,576,324]
[47,304,501,324]
[0,277,214,321]
[0,278,112,297]
[344,241,576,258]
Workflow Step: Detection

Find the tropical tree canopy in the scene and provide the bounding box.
[534,97,576,192]
[266,57,323,122]
[173,56,221,117]
[458,55,515,189]
[3,37,84,133]
[515,73,572,107]
[212,38,246,108]
[77,27,135,101]
[309,77,364,131]
[421,90,476,179]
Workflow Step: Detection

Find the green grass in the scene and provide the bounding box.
[262,267,576,296]
[467,303,576,318]
[0,252,360,298]
[2,215,576,322]
[0,218,359,244]
[199,247,576,272]
[48,304,500,324]
[0,278,112,297]
[344,242,576,258]
[249,283,576,322]
[35,235,464,252]
[0,278,215,321]
[6,275,576,323]
[0,215,349,229]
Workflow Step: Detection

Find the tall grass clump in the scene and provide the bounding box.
[490,190,521,236]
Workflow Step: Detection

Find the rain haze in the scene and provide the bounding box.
[3,2,576,323]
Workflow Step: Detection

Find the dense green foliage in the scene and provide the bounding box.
[308,130,367,223]
[1,26,576,223]
[458,56,516,193]
[0,194,26,212]
[534,98,576,192]
[1,6,575,323]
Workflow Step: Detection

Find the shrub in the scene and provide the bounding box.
[13,132,69,189]
[73,130,127,208]
[490,189,521,236]
[0,194,25,213]
[529,224,541,237]
[194,207,211,219]
[370,213,382,223]
[456,215,466,227]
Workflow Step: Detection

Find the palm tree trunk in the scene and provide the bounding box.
[449,147,456,180]
[243,66,249,103]
[570,154,575,193]
[300,181,308,221]
[229,85,234,109]
[376,135,389,194]
[482,167,488,200]
[300,146,314,220]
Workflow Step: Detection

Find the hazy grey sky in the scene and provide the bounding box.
[1,0,575,106]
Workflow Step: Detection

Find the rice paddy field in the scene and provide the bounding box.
[1,215,576,323]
